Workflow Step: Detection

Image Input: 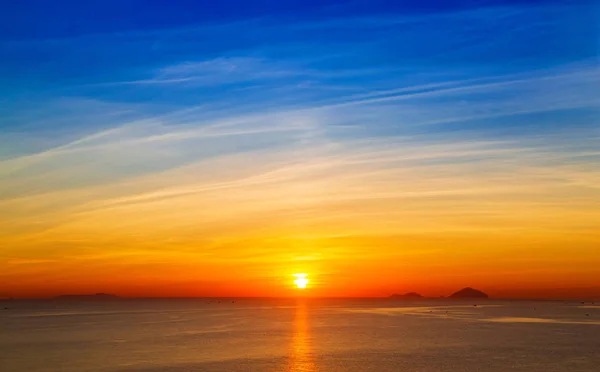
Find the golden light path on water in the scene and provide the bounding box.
[289,300,315,372]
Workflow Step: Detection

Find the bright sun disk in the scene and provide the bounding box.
[293,273,309,289]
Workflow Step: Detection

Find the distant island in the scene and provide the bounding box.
[388,287,489,299]
[53,293,120,300]
[449,287,489,299]
[389,292,423,299]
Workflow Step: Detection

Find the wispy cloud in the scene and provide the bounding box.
[105,57,304,86]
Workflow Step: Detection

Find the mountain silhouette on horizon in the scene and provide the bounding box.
[449,287,489,299]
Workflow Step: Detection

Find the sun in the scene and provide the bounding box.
[293,273,309,289]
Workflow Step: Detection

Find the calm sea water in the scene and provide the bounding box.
[1,299,599,372]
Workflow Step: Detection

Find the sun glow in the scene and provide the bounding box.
[293,273,309,289]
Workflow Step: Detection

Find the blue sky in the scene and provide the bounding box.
[1,0,599,297]
[2,1,597,138]
[2,0,598,204]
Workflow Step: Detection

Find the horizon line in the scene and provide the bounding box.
[3,295,599,302]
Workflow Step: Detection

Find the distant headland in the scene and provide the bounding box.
[389,287,489,299]
[53,293,120,300]
[449,287,488,299]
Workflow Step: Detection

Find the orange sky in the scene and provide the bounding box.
[2,132,600,299]
[2,160,600,299]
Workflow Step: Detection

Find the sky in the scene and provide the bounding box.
[1,0,599,299]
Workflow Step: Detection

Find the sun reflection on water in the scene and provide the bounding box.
[289,300,315,372]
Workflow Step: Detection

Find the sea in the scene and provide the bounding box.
[1,298,599,372]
